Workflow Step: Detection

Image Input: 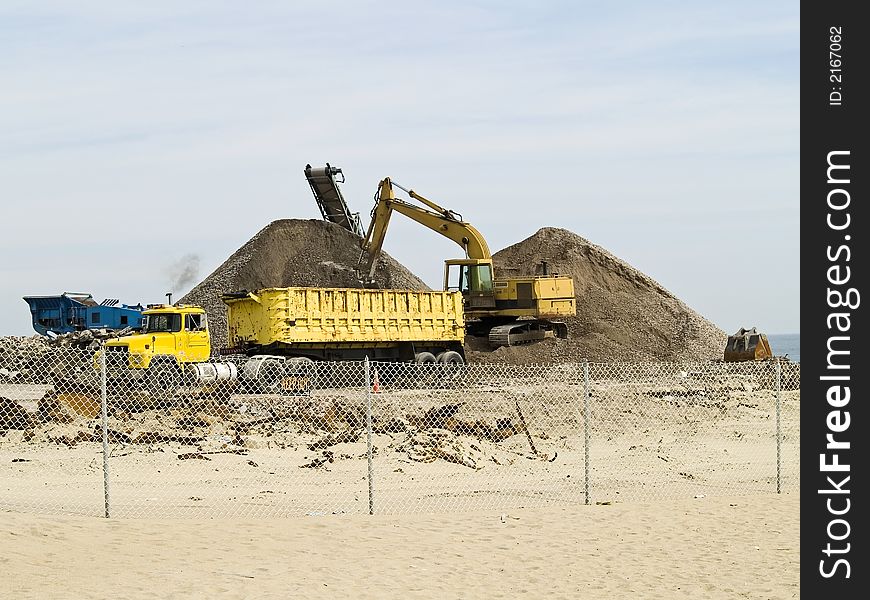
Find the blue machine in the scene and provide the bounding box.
[23,292,144,336]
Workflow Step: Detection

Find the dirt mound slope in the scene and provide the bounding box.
[181,219,429,350]
[484,227,727,363]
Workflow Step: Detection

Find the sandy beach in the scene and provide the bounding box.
[1,492,798,599]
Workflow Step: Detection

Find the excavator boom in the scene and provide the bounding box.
[360,178,491,281]
[357,174,575,349]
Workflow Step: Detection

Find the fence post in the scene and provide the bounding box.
[364,357,374,515]
[775,357,781,494]
[99,344,111,518]
[583,360,590,505]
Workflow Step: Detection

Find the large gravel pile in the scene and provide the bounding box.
[477,227,727,363]
[180,219,429,349]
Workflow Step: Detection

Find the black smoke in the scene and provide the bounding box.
[167,253,201,294]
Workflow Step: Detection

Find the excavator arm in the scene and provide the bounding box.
[359,178,491,281]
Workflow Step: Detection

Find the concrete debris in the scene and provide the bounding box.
[307,429,362,450]
[0,368,20,381]
[43,327,135,349]
[1,396,37,429]
[300,450,335,469]
[400,428,482,469]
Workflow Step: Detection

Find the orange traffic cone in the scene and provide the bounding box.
[372,367,381,393]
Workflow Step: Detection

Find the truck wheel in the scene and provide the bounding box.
[436,351,464,365]
[257,358,286,394]
[436,351,465,384]
[148,360,181,403]
[411,352,438,386]
[414,352,437,364]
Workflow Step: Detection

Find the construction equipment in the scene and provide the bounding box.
[304,163,364,237]
[102,303,213,392]
[100,288,466,395]
[359,177,576,347]
[223,287,465,363]
[723,327,773,362]
[23,292,144,336]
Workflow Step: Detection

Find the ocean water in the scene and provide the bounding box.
[767,333,800,363]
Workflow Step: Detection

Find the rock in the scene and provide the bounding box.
[0,396,36,429]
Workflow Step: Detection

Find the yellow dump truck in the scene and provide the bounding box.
[101,287,466,393]
[222,287,465,361]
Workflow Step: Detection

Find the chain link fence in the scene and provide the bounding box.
[0,346,800,518]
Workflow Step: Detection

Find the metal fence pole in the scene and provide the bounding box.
[775,357,781,494]
[99,345,111,518]
[364,357,374,515]
[583,360,590,505]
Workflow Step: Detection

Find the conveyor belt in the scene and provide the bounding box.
[304,163,364,237]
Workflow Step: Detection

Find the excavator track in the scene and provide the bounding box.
[489,321,567,348]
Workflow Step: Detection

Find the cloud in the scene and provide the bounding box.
[0,1,800,335]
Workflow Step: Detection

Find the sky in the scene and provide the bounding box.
[0,1,799,337]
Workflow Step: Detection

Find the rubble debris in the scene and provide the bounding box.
[399,428,482,469]
[178,453,211,461]
[0,368,20,381]
[38,389,101,422]
[307,429,362,450]
[514,401,539,456]
[1,396,36,430]
[300,450,335,469]
[42,328,133,350]
[408,403,464,430]
[402,403,525,442]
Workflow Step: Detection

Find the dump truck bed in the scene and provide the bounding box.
[223,287,465,349]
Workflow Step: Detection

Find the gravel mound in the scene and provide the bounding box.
[180,219,429,349]
[476,227,727,363]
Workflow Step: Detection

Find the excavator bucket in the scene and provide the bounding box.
[723,327,773,362]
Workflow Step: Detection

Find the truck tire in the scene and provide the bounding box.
[257,357,286,394]
[147,359,181,404]
[413,352,438,386]
[436,351,465,384]
[414,352,437,364]
[436,351,464,365]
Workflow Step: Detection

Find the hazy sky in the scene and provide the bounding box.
[0,1,799,337]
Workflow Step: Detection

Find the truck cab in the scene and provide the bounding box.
[104,304,210,371]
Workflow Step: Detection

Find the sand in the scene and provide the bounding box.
[1,493,798,599]
[1,360,800,599]
[492,227,727,363]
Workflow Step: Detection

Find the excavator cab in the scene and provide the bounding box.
[444,259,497,309]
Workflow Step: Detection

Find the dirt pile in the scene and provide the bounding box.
[181,219,429,349]
[180,219,725,363]
[481,227,727,363]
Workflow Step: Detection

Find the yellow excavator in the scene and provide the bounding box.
[359,177,576,347]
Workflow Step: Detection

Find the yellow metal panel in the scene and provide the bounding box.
[225,288,465,348]
[533,276,575,300]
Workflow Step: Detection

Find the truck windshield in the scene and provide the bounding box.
[144,314,182,333]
